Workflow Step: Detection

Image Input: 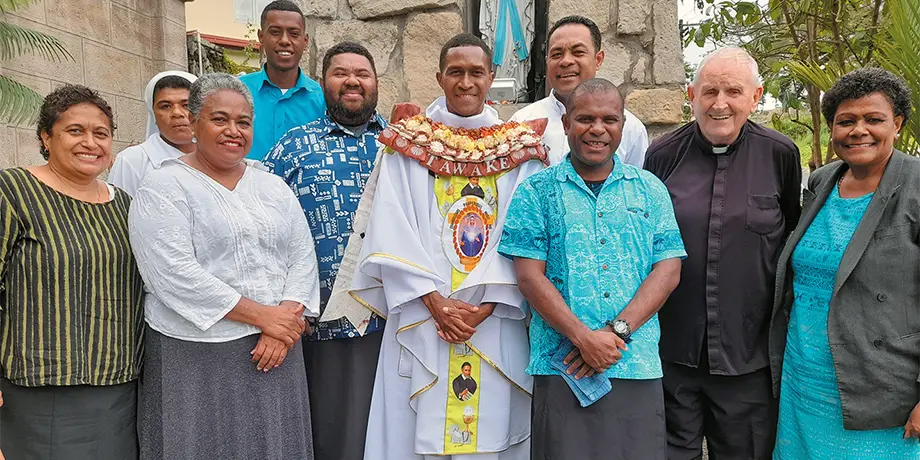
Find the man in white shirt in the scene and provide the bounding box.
[511,15,648,167]
[109,71,197,196]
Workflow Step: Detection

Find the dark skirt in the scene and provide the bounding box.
[531,376,667,460]
[139,329,313,460]
[0,377,138,460]
[303,331,383,460]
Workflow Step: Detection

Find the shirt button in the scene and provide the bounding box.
[877,293,888,302]
[603,292,610,298]
[597,212,603,217]
[602,264,608,270]
[874,339,884,348]
[600,238,607,245]
[644,212,649,218]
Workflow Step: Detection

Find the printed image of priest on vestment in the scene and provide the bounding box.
[335,33,548,460]
[453,362,479,401]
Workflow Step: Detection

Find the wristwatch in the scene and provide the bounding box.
[606,319,632,344]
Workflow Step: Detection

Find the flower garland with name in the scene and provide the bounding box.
[379,115,549,178]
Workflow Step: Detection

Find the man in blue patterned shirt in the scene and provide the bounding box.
[499,79,686,460]
[262,42,385,460]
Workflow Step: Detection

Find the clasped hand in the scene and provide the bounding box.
[252,301,310,372]
[423,292,494,343]
[564,328,628,380]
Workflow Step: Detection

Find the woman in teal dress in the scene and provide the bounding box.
[770,68,920,459]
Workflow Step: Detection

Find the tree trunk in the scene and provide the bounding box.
[807,84,823,171]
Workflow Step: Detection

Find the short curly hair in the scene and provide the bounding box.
[322,41,377,79]
[439,33,493,72]
[36,85,115,160]
[821,68,913,127]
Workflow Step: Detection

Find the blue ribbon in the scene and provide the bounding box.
[492,0,529,66]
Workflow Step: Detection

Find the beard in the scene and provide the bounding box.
[325,86,378,126]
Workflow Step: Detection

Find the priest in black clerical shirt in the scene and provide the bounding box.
[644,47,801,460]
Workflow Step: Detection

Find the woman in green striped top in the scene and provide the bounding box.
[0,85,144,459]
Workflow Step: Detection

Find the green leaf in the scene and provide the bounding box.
[737,1,757,14]
[0,21,73,62]
[788,61,838,92]
[684,28,697,47]
[0,74,42,124]
[0,0,40,14]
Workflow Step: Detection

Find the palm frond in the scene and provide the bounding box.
[875,0,920,154]
[0,74,43,125]
[787,60,840,92]
[0,0,39,14]
[0,21,72,62]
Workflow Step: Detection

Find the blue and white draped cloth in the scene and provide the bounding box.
[480,0,535,100]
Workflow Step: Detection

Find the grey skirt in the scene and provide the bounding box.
[139,329,313,460]
[0,377,138,460]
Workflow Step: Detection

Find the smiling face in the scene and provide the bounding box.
[831,92,903,169]
[437,46,494,117]
[322,52,378,126]
[192,89,254,169]
[546,24,604,100]
[563,89,623,171]
[41,103,113,181]
[689,56,763,145]
[258,10,307,74]
[153,87,194,147]
[462,365,471,377]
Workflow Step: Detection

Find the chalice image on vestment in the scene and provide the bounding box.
[463,406,476,438]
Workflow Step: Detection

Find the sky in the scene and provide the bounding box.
[678,0,715,69]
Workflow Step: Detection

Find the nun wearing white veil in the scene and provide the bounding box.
[109,71,197,197]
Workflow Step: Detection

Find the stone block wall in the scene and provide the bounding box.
[302,1,466,122]
[299,0,685,132]
[0,0,191,168]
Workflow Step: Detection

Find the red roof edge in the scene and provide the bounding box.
[187,31,260,51]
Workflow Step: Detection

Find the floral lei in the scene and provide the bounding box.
[379,115,549,177]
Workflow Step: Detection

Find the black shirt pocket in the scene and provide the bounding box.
[746,194,782,235]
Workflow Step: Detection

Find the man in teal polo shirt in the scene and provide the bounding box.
[240,0,326,160]
[500,78,686,460]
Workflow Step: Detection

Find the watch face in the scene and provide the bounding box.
[614,321,629,335]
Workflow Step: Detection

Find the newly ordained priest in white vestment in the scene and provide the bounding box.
[354,36,537,460]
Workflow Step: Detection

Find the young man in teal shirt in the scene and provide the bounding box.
[500,79,686,460]
[240,0,325,160]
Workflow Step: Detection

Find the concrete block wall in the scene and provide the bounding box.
[0,0,191,168]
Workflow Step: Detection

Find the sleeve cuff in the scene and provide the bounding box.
[497,244,547,261]
[651,249,687,265]
[194,292,243,331]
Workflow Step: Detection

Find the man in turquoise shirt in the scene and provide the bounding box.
[240,0,325,160]
[499,79,686,460]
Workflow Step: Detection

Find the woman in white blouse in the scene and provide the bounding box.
[128,73,319,459]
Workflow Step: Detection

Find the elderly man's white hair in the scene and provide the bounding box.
[692,47,762,87]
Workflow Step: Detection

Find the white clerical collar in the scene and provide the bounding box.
[425,96,501,128]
